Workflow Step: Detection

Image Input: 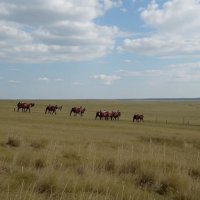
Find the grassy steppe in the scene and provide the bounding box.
[0,100,200,200]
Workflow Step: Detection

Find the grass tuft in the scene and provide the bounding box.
[156,175,189,196]
[34,158,46,169]
[188,168,200,180]
[6,136,20,147]
[135,170,155,189]
[104,159,116,173]
[76,165,85,175]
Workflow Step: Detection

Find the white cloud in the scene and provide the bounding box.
[72,82,82,85]
[117,62,200,82]
[55,78,63,81]
[141,0,200,34]
[119,0,200,57]
[38,77,49,81]
[91,74,121,85]
[8,80,19,83]
[124,59,132,63]
[116,69,141,76]
[120,35,200,56]
[0,0,122,63]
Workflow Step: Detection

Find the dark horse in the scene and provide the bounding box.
[133,114,144,122]
[95,111,110,120]
[70,106,86,116]
[45,105,58,115]
[111,111,121,120]
[16,102,35,112]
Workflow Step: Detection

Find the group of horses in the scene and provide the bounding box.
[95,110,121,120]
[15,102,86,116]
[14,102,144,122]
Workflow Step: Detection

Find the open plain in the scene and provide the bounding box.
[0,99,200,200]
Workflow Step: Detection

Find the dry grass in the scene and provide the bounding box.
[6,136,21,147]
[0,100,200,199]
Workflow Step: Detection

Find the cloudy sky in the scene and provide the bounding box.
[0,0,200,99]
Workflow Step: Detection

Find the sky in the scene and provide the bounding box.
[0,0,200,99]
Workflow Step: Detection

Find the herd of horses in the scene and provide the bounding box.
[14,102,144,122]
[95,110,121,120]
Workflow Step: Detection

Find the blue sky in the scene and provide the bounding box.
[0,0,200,99]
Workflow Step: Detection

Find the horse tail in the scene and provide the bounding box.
[133,115,135,122]
[95,112,98,120]
[45,107,48,114]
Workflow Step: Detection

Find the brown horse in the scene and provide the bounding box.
[70,106,86,116]
[45,105,58,115]
[111,111,121,120]
[80,108,86,116]
[16,102,35,112]
[133,114,144,122]
[95,111,110,120]
[95,111,103,120]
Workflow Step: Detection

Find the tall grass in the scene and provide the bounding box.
[0,100,200,199]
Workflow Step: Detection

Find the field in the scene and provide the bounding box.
[0,99,200,200]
